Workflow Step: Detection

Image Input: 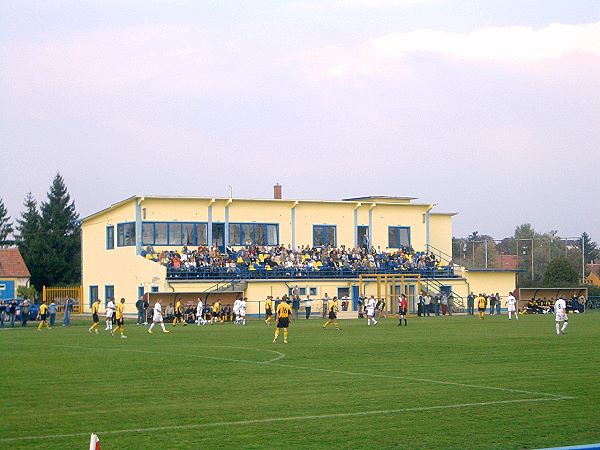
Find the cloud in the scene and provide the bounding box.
[299,21,600,79]
[0,25,273,98]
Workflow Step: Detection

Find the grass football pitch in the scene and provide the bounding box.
[1,312,599,449]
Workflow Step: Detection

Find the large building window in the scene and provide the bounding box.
[388,226,411,248]
[313,225,336,247]
[228,223,279,246]
[141,222,208,246]
[117,223,136,247]
[106,226,114,250]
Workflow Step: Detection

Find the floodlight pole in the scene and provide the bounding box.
[484,240,488,269]
[582,236,586,283]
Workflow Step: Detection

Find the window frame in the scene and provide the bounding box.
[312,224,337,247]
[89,285,98,307]
[106,226,114,250]
[228,222,279,246]
[117,222,136,247]
[388,226,411,249]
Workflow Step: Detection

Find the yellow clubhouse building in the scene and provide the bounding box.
[81,190,516,316]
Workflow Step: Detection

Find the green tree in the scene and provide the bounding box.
[36,174,81,287]
[542,257,579,286]
[581,232,599,264]
[0,197,14,247]
[15,192,43,288]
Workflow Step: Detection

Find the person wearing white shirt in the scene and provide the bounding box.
[555,298,568,335]
[196,299,206,325]
[105,298,115,331]
[239,298,247,326]
[148,300,170,334]
[233,298,241,324]
[304,296,312,319]
[366,295,378,326]
[506,293,518,320]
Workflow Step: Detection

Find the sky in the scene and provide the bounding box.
[1,0,599,241]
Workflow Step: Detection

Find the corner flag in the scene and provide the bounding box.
[89,433,100,450]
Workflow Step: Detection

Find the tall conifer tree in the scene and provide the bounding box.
[0,197,14,247]
[37,174,81,287]
[15,192,43,287]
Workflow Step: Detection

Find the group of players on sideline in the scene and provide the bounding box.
[27,290,577,340]
[142,244,448,274]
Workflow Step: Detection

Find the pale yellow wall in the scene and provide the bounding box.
[461,269,517,308]
[371,204,429,250]
[228,200,292,244]
[82,200,166,315]
[429,215,453,257]
[294,202,356,247]
[141,198,211,222]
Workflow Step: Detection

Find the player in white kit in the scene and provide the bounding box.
[233,298,242,324]
[239,297,247,326]
[366,295,378,326]
[105,298,115,331]
[196,299,207,325]
[506,293,518,320]
[148,300,170,334]
[554,297,568,335]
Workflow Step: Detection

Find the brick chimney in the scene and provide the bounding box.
[274,183,282,199]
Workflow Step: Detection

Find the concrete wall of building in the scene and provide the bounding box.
[82,200,166,313]
[461,270,517,309]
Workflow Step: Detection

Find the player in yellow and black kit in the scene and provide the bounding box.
[323,296,341,330]
[111,298,127,338]
[37,300,50,330]
[173,299,186,326]
[477,294,487,320]
[264,296,273,325]
[273,300,292,344]
[88,299,101,334]
[212,300,221,324]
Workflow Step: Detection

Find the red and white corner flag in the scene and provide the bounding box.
[89,433,100,450]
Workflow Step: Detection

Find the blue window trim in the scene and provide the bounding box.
[388,226,411,248]
[312,224,337,247]
[117,222,136,247]
[151,286,159,293]
[104,285,114,306]
[141,221,209,246]
[89,285,98,308]
[106,226,114,250]
[227,222,279,246]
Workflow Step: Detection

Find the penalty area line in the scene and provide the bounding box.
[0,396,572,443]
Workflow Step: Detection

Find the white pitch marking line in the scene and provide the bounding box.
[17,342,287,364]
[264,361,572,399]
[0,396,571,443]
[13,342,565,399]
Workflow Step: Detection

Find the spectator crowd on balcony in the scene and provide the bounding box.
[140,244,449,277]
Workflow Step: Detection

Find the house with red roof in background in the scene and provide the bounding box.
[0,248,31,300]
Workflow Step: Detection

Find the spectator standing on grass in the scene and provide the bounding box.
[424,293,431,317]
[417,293,423,317]
[63,297,73,327]
[135,297,144,325]
[467,292,475,316]
[433,295,440,316]
[0,301,5,328]
[142,297,149,324]
[49,300,57,327]
[20,300,30,327]
[489,294,496,315]
[304,295,311,319]
[495,293,501,315]
[441,294,448,316]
